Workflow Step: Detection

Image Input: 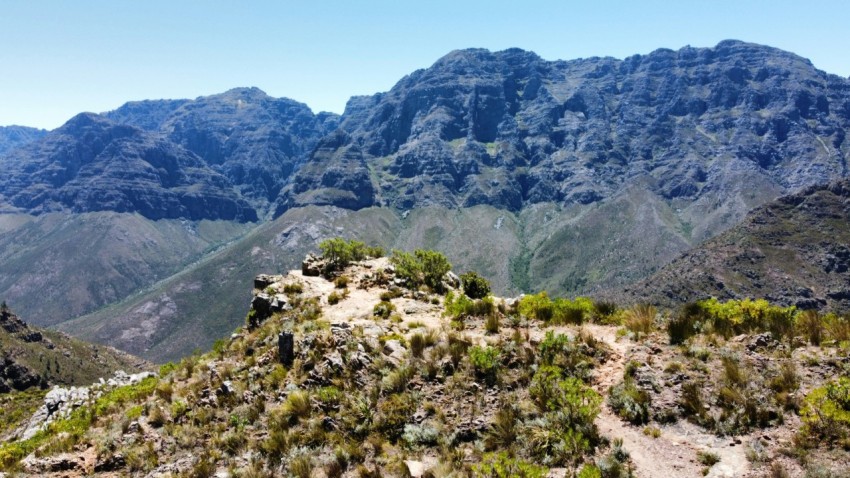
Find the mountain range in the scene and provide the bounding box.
[1,40,849,361]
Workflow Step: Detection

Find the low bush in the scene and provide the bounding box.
[469,346,501,385]
[670,299,798,342]
[608,378,652,424]
[460,271,491,299]
[552,297,594,325]
[800,376,850,445]
[390,249,452,292]
[472,452,548,478]
[518,291,554,322]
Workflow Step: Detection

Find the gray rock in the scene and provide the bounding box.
[278,332,295,366]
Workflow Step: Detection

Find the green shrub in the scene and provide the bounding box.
[577,464,602,478]
[552,297,594,325]
[444,291,496,319]
[800,376,850,445]
[319,238,364,271]
[390,249,452,292]
[537,331,594,381]
[671,299,798,342]
[608,378,652,425]
[518,291,554,322]
[529,365,601,423]
[469,346,500,385]
[472,452,547,478]
[461,271,491,299]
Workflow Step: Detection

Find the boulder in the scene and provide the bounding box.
[278,332,295,366]
[302,253,324,276]
[444,271,461,289]
[254,274,275,290]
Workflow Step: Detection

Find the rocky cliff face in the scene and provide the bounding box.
[278,41,850,243]
[0,113,257,221]
[0,125,47,156]
[615,179,850,311]
[109,87,339,213]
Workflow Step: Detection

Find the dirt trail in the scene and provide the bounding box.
[588,325,751,478]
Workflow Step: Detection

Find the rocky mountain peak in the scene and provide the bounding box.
[0,113,258,221]
[281,41,850,218]
[0,125,47,156]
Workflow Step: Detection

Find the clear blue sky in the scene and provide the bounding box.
[1,0,848,129]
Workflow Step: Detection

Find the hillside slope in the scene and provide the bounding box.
[0,212,253,326]
[615,180,850,311]
[4,256,848,477]
[0,304,147,392]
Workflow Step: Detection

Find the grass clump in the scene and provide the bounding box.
[373,300,396,319]
[623,304,656,340]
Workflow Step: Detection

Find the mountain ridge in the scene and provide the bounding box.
[612,178,850,311]
[1,40,849,362]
